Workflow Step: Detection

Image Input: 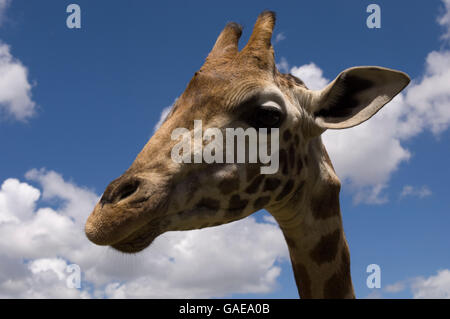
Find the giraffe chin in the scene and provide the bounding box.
[110,220,163,254]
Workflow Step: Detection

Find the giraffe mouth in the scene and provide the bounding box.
[111,218,163,253]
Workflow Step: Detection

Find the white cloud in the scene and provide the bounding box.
[0,42,36,121]
[276,57,289,73]
[400,185,432,199]
[290,62,329,91]
[1,257,88,299]
[438,0,450,40]
[384,281,406,293]
[385,269,450,299]
[153,101,175,132]
[400,50,450,136]
[25,168,99,223]
[352,184,389,205]
[0,2,36,122]
[274,33,286,44]
[411,269,450,298]
[0,0,10,25]
[98,220,286,298]
[28,258,68,281]
[0,170,288,298]
[0,178,40,223]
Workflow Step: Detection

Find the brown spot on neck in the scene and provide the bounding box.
[228,194,248,216]
[275,179,295,201]
[323,248,354,299]
[246,164,261,182]
[263,177,281,191]
[310,180,341,220]
[218,176,240,195]
[292,263,312,299]
[245,175,265,194]
[309,229,341,265]
[197,197,220,211]
[283,233,297,249]
[253,196,271,210]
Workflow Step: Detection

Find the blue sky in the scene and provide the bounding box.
[0,0,449,298]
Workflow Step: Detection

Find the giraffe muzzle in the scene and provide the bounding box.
[85,174,170,247]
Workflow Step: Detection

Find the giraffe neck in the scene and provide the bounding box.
[268,137,355,299]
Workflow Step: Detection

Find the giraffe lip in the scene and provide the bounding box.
[110,219,162,253]
[111,229,157,253]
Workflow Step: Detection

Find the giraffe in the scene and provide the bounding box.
[85,11,410,298]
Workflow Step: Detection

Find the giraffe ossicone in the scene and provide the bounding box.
[85,11,410,298]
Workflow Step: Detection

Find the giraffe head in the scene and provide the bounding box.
[85,11,409,253]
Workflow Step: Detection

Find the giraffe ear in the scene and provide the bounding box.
[310,66,410,129]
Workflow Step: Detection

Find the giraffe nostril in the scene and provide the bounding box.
[100,178,141,205]
[115,180,141,202]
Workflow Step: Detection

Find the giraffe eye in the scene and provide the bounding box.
[248,105,284,129]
